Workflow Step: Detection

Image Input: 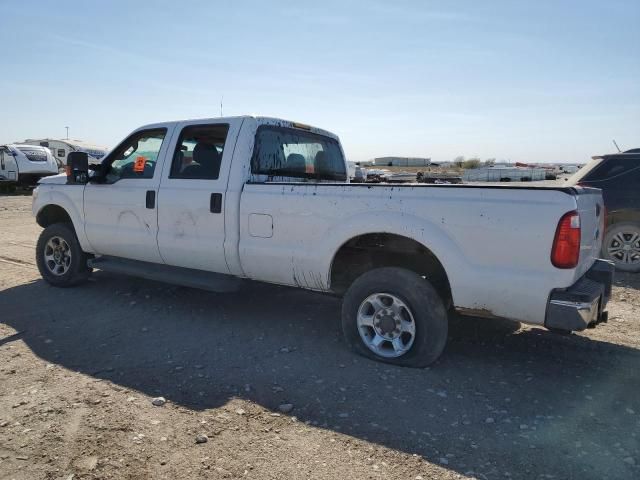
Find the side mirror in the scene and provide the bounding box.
[66,152,89,184]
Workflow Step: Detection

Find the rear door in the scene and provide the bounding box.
[156,119,242,273]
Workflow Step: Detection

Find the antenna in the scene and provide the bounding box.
[65,126,69,140]
[612,139,621,153]
[220,96,224,117]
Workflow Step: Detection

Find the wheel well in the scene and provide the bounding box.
[330,233,452,306]
[606,209,640,228]
[36,205,73,228]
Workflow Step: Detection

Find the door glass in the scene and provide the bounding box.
[586,158,635,183]
[104,129,167,183]
[169,124,229,179]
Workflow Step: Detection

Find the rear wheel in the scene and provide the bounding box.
[602,222,640,273]
[341,267,448,368]
[36,223,91,287]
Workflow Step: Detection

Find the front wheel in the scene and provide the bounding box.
[341,267,448,368]
[602,222,640,273]
[36,223,91,287]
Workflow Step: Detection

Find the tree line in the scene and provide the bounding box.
[452,156,496,169]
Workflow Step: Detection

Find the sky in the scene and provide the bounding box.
[1,0,638,164]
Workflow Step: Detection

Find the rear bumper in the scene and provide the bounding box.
[545,259,615,332]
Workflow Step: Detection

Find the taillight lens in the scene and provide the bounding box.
[551,210,581,268]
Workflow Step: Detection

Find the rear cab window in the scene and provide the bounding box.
[250,126,347,182]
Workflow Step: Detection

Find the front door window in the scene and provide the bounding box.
[102,129,167,183]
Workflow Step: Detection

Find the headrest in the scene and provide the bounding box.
[285,153,306,172]
[193,143,219,166]
[314,151,332,175]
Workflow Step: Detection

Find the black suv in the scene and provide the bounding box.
[569,148,640,272]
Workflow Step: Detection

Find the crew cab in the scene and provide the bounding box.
[32,116,614,367]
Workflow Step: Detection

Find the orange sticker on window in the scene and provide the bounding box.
[134,156,146,173]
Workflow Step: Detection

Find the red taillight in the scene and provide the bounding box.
[551,210,581,268]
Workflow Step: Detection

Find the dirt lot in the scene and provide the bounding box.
[1,194,639,480]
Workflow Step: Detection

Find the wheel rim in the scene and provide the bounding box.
[607,230,640,266]
[43,236,72,276]
[356,293,416,358]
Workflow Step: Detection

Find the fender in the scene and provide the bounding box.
[318,210,470,297]
[34,185,94,253]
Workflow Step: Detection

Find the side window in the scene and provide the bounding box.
[615,164,640,189]
[103,128,167,183]
[251,126,347,182]
[170,124,229,179]
[587,158,634,183]
[57,149,66,158]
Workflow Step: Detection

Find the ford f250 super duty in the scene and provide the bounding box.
[32,116,614,367]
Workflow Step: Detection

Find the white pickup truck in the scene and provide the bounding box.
[32,116,614,367]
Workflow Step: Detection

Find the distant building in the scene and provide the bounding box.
[463,166,546,182]
[374,156,431,167]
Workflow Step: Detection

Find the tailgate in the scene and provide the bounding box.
[574,186,605,278]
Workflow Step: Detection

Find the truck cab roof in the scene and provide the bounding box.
[135,116,340,142]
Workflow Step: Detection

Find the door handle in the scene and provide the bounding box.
[146,190,156,209]
[210,193,222,213]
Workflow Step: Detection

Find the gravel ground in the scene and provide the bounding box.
[0,194,639,480]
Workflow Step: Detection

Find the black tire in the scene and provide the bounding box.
[341,267,448,368]
[601,222,640,273]
[36,223,91,287]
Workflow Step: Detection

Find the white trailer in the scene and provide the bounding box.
[0,144,58,185]
[20,139,108,167]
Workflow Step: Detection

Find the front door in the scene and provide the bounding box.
[156,120,241,273]
[83,126,174,263]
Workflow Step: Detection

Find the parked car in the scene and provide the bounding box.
[567,148,640,272]
[0,144,59,186]
[32,116,613,367]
